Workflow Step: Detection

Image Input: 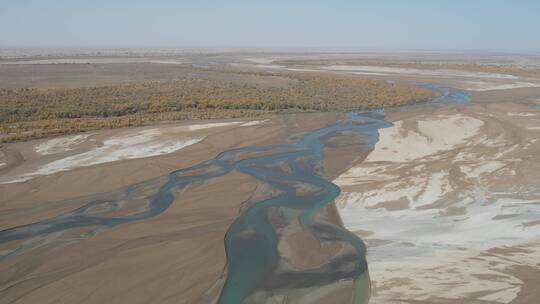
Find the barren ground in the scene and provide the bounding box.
[1,50,539,303]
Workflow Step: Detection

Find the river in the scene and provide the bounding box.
[0,84,469,303]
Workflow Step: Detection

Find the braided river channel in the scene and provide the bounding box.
[0,84,469,303]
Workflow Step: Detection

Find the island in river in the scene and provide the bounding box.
[1,50,540,303]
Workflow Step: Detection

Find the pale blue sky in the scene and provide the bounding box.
[1,0,539,52]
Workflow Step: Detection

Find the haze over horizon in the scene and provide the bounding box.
[1,0,540,53]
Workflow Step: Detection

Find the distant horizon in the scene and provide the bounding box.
[1,46,540,56]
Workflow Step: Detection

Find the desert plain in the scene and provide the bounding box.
[1,49,540,303]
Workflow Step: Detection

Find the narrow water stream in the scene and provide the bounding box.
[0,85,469,303]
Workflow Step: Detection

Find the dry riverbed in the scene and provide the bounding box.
[2,51,540,303]
[0,113,355,303]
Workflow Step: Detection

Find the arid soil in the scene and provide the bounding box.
[242,52,540,303]
[243,55,540,303]
[334,90,540,303]
[1,112,366,303]
[2,50,540,303]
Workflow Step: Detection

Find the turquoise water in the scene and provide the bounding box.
[217,112,390,302]
[0,112,387,302]
[0,84,470,302]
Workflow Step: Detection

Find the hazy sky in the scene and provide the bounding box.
[1,0,539,52]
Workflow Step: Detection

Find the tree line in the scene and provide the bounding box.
[0,73,436,142]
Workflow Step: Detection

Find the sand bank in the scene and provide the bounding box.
[0,119,270,184]
[0,113,348,304]
[335,100,540,303]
